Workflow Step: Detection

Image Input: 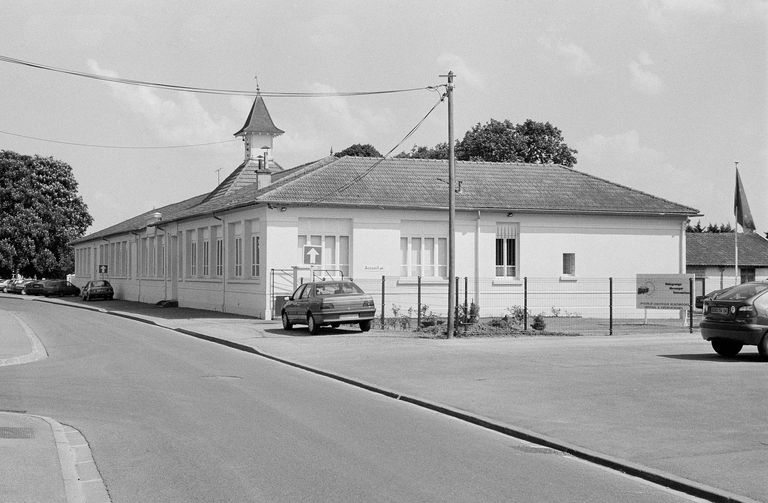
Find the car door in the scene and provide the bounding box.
[294,283,315,320]
[285,284,306,322]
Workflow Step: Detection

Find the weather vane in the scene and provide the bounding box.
[254,74,260,94]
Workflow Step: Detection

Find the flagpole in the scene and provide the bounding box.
[734,162,739,286]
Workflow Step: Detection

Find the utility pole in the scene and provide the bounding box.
[444,71,456,338]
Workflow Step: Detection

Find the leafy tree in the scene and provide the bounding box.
[395,143,449,159]
[396,118,577,166]
[0,150,92,278]
[334,143,382,158]
[686,220,704,232]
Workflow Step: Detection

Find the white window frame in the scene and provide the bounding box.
[495,223,519,278]
[400,236,447,278]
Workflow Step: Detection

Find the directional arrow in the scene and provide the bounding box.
[306,247,319,264]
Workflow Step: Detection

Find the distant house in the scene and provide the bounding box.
[687,232,768,294]
[70,94,699,319]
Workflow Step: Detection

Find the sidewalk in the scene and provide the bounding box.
[3,294,765,503]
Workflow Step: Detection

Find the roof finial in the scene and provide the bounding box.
[254,74,260,94]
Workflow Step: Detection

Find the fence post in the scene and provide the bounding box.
[454,276,460,327]
[524,277,528,330]
[417,276,422,329]
[689,276,694,334]
[609,277,613,336]
[380,275,385,328]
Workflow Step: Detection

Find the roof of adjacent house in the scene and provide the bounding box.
[687,232,768,267]
[72,156,700,244]
[233,95,284,137]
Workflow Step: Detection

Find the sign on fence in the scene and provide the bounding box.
[636,274,693,309]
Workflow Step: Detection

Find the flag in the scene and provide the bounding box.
[734,168,756,231]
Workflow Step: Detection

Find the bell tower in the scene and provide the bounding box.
[234,91,285,170]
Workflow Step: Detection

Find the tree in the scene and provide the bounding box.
[686,220,734,233]
[395,142,449,159]
[334,143,382,158]
[396,118,578,166]
[457,119,577,166]
[0,150,93,278]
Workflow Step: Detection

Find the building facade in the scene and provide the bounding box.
[71,96,700,319]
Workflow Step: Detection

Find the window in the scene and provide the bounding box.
[234,236,243,277]
[400,236,447,278]
[297,234,350,278]
[216,238,223,276]
[495,223,518,277]
[562,253,576,276]
[251,235,260,277]
[202,240,210,276]
[190,241,198,276]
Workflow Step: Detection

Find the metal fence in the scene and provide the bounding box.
[351,276,697,336]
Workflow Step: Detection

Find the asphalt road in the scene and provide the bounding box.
[0,299,707,502]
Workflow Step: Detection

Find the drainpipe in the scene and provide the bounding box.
[475,210,481,314]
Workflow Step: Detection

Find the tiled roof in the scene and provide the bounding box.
[74,156,700,243]
[233,95,284,137]
[70,193,208,245]
[687,232,768,267]
[254,157,699,215]
[202,159,283,204]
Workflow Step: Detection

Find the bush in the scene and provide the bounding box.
[531,313,546,331]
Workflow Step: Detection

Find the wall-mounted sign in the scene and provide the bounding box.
[636,274,693,309]
[303,245,322,265]
[99,264,108,274]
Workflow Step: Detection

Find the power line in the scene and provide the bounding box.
[0,129,238,149]
[0,54,440,97]
[310,92,446,203]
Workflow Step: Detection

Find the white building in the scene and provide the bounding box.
[71,95,700,319]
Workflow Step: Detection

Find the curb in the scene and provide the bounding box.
[25,295,760,503]
[34,414,111,503]
[0,313,48,367]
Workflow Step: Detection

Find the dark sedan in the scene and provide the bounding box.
[281,280,376,334]
[695,287,732,309]
[41,280,81,297]
[22,280,48,296]
[81,280,114,301]
[700,281,768,358]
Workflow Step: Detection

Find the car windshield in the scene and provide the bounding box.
[92,281,109,287]
[718,283,768,301]
[315,282,363,296]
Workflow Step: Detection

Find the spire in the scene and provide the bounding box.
[234,94,284,137]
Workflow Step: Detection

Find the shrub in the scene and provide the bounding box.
[531,313,546,331]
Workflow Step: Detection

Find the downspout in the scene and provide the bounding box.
[475,210,481,313]
[679,219,686,274]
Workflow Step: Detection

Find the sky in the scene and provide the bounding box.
[0,1,766,235]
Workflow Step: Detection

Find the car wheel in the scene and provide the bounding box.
[307,314,319,335]
[758,333,768,359]
[711,339,743,357]
[359,320,372,332]
[281,312,293,330]
[20,289,26,295]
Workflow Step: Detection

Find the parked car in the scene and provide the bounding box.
[695,287,733,309]
[281,280,376,334]
[700,281,768,358]
[81,280,114,301]
[22,280,47,296]
[6,279,34,294]
[0,279,12,292]
[41,279,81,297]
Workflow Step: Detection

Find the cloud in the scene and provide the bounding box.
[537,35,599,77]
[437,53,485,89]
[628,51,664,95]
[87,59,237,151]
[575,130,689,198]
[643,0,767,24]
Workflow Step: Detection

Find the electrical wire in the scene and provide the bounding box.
[0,54,440,97]
[309,92,447,203]
[0,129,238,149]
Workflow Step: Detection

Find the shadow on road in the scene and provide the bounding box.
[659,353,766,363]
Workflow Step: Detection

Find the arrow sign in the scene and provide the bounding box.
[303,245,322,265]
